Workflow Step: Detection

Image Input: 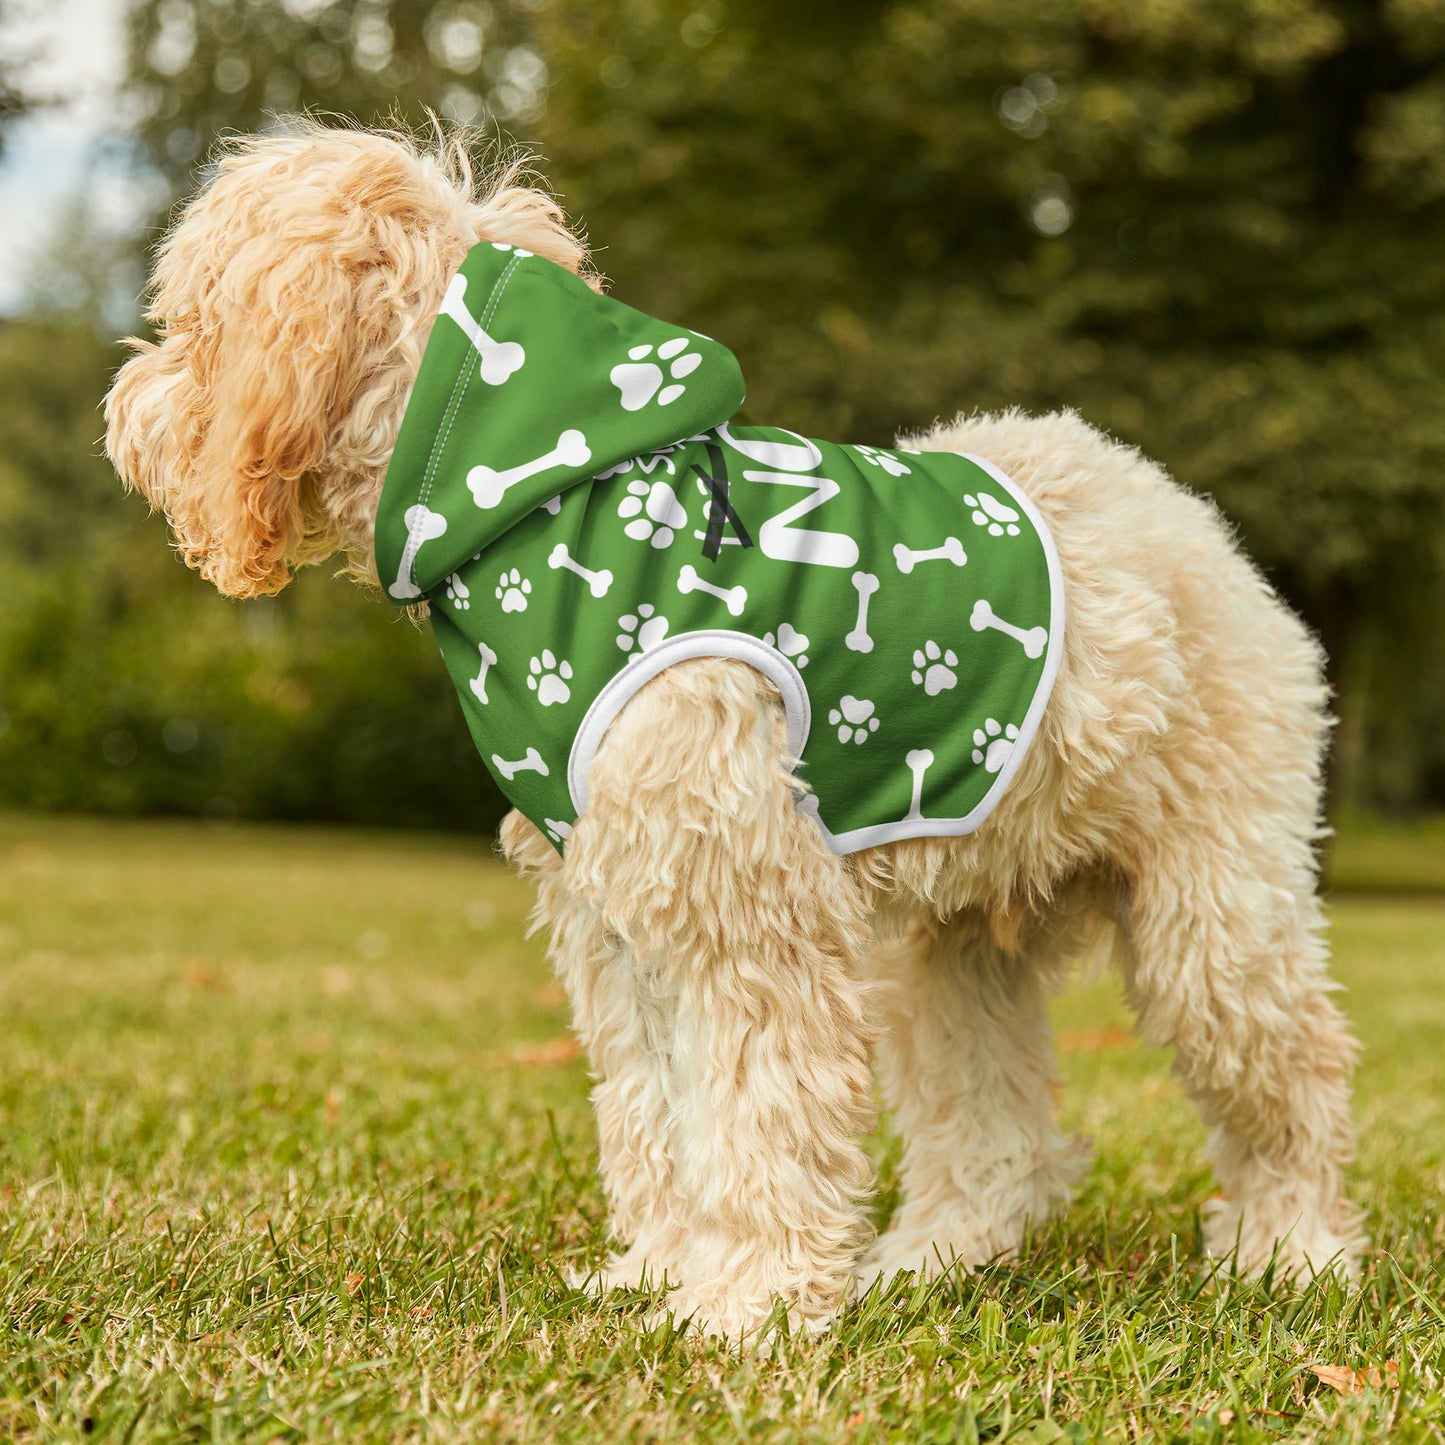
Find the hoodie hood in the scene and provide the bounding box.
[376,242,746,601]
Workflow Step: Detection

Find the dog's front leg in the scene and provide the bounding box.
[501,809,688,1289]
[566,659,878,1345]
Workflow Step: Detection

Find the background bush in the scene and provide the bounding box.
[2,0,1443,827]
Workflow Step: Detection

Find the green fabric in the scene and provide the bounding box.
[376,242,1063,854]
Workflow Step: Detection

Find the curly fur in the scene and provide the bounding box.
[105,121,1366,1344]
[106,118,594,598]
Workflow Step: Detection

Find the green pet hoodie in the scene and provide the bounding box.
[375,242,1063,854]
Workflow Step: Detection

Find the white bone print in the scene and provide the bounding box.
[439,273,526,385]
[903,749,934,823]
[388,504,448,601]
[846,572,879,652]
[547,542,613,598]
[468,430,591,510]
[970,598,1048,659]
[893,537,967,574]
[676,563,746,617]
[491,746,548,781]
[468,640,498,705]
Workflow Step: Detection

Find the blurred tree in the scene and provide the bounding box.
[534,0,1445,808]
[0,315,506,831]
[123,0,547,194]
[38,0,553,832]
[0,0,35,154]
[5,0,1435,825]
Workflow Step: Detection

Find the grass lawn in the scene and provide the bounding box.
[1,812,1442,1443]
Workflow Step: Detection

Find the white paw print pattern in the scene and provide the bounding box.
[619,477,687,547]
[828,695,879,745]
[610,337,703,411]
[444,572,471,610]
[544,818,573,844]
[854,443,912,477]
[764,623,810,669]
[616,603,670,653]
[964,491,1022,537]
[527,650,573,707]
[495,567,531,613]
[972,718,1020,773]
[911,641,958,696]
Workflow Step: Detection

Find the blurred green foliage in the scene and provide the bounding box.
[0,1,32,155]
[0,319,502,830]
[535,0,1445,807]
[2,0,1443,827]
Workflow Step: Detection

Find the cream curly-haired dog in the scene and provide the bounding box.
[105,122,1364,1342]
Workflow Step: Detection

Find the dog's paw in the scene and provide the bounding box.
[1201,1196,1366,1282]
[618,476,687,546]
[857,1231,1005,1296]
[572,1246,675,1296]
[444,571,471,610]
[645,1288,835,1351]
[828,695,880,745]
[495,566,531,612]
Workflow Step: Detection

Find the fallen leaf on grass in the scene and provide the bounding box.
[500,1037,584,1067]
[1056,1027,1134,1052]
[179,961,230,992]
[345,1273,365,1296]
[1310,1362,1399,1395]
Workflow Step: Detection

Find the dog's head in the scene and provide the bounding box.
[105,120,593,597]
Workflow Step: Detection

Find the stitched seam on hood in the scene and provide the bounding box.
[402,252,526,593]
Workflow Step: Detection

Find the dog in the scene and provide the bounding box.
[105,121,1365,1342]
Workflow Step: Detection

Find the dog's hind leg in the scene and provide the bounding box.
[859,910,1089,1290]
[1106,573,1365,1279]
[566,658,878,1343]
[1120,834,1365,1279]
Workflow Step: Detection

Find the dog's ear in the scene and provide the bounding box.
[105,126,597,598]
[105,226,377,599]
[177,238,357,597]
[106,133,439,598]
[106,331,200,546]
